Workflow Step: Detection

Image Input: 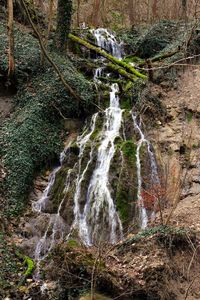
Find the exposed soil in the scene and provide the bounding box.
[0,94,14,123]
[149,67,200,232]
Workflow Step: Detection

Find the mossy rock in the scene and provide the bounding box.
[121,140,137,164]
[66,239,80,248]
[49,167,70,212]
[80,293,113,300]
[135,20,180,58]
[114,140,138,224]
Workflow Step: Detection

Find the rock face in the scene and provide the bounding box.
[149,68,200,228]
[19,97,162,261]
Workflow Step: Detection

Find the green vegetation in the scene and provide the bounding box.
[15,251,35,286]
[116,188,129,222]
[0,23,95,217]
[0,233,21,296]
[80,292,112,300]
[121,140,137,163]
[186,111,193,123]
[49,167,69,211]
[23,256,35,277]
[0,22,40,83]
[66,239,80,248]
[120,225,192,248]
[69,33,147,80]
[116,140,137,222]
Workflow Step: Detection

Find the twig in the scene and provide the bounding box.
[52,103,71,120]
[184,276,198,299]
[137,53,200,71]
[187,245,200,280]
[20,0,81,102]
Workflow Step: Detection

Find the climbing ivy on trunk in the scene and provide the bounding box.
[56,0,73,52]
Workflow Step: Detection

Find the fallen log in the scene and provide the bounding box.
[107,63,137,82]
[68,33,147,80]
[139,50,179,67]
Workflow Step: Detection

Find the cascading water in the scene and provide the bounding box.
[72,29,124,245]
[132,113,160,228]
[33,143,74,276]
[78,83,123,245]
[91,28,123,59]
[31,27,160,269]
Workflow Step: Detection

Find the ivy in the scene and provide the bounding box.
[0,22,95,217]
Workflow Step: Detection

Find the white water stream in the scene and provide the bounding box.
[32,28,159,273]
[91,28,123,59]
[132,113,160,228]
[79,83,123,245]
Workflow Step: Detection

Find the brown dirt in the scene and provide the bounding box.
[149,67,200,232]
[0,94,14,122]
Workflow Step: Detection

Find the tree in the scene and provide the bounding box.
[92,0,101,27]
[7,0,15,78]
[152,0,158,20]
[128,0,135,26]
[56,0,73,51]
[181,0,187,21]
[76,0,81,27]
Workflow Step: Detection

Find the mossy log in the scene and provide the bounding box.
[107,63,137,82]
[139,50,179,66]
[68,34,147,80]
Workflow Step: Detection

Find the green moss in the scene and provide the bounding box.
[186,111,193,123]
[116,189,129,222]
[90,115,103,141]
[69,34,147,80]
[49,167,70,210]
[66,239,80,248]
[120,97,132,110]
[121,140,137,163]
[115,140,137,223]
[80,292,112,300]
[123,56,144,65]
[23,256,35,277]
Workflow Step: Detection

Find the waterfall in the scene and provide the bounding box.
[91,28,123,59]
[132,113,160,228]
[33,142,73,274]
[72,29,124,245]
[32,27,160,264]
[78,84,123,245]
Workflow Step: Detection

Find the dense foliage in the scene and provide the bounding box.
[0,22,95,216]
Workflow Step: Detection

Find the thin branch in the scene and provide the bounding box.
[20,0,81,102]
[184,276,199,300]
[137,53,200,71]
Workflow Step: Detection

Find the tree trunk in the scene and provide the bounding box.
[152,0,158,20]
[56,0,73,52]
[147,0,151,23]
[92,0,101,27]
[46,0,54,42]
[101,0,108,26]
[7,0,15,78]
[76,0,81,27]
[128,0,135,26]
[181,0,187,21]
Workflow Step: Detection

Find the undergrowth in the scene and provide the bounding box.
[0,233,21,297]
[0,22,95,217]
[119,225,194,250]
